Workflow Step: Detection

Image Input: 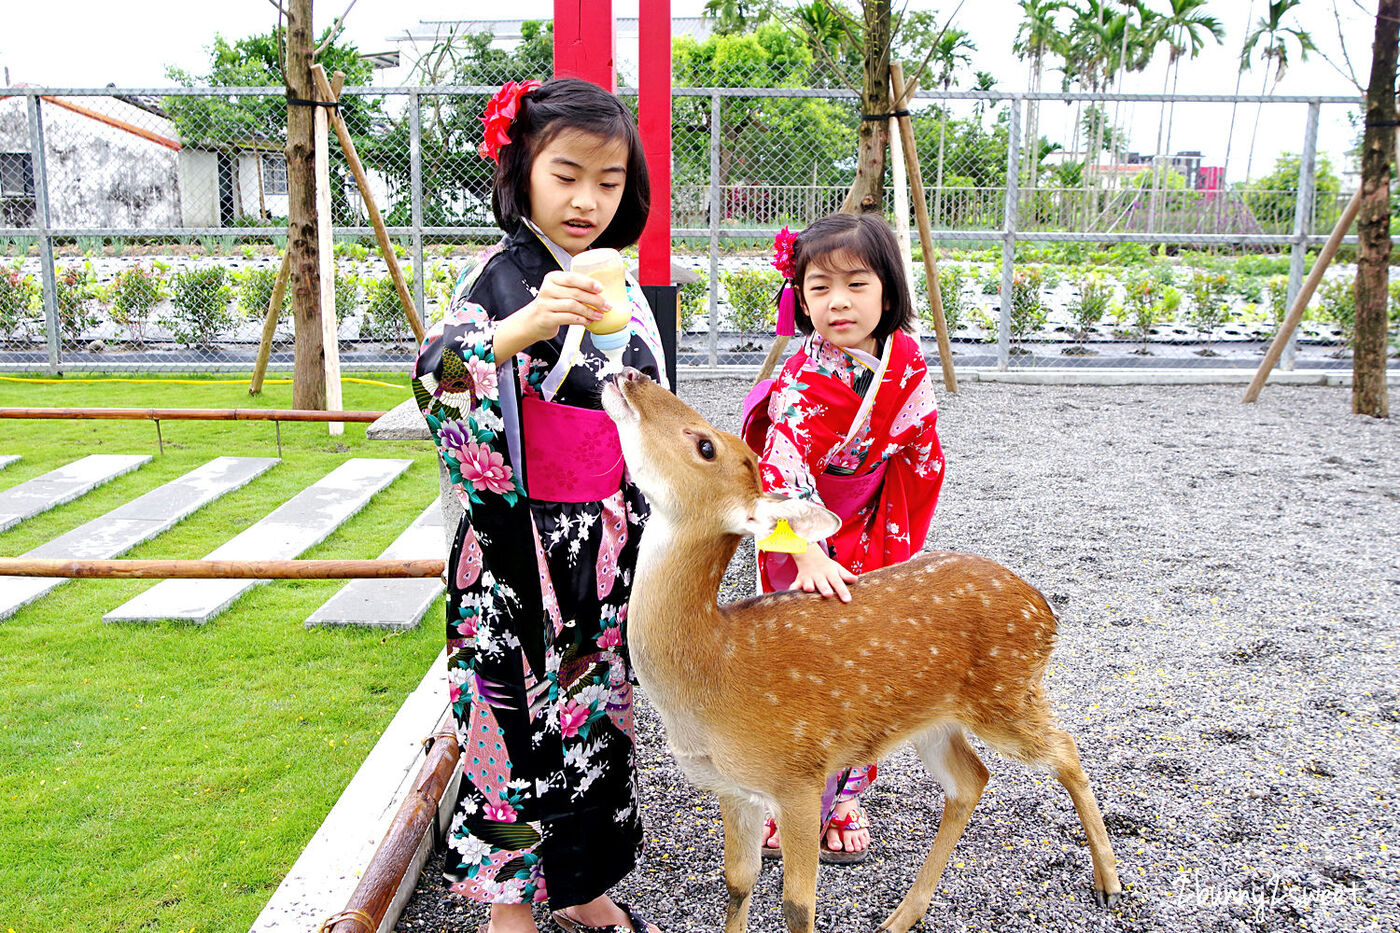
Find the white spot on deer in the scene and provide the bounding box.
[980,594,991,607]
[988,646,999,657]
[990,578,1003,589]
[844,658,856,667]
[928,645,940,656]
[1021,607,1033,620]
[766,693,780,704]
[1006,622,1016,634]
[993,683,1004,693]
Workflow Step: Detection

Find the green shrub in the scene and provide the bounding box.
[1188,271,1232,346]
[336,271,363,321]
[1122,275,1160,353]
[1315,276,1356,346]
[110,263,166,346]
[360,272,414,346]
[1009,267,1046,349]
[0,262,39,336]
[1069,273,1111,342]
[236,265,288,322]
[678,279,708,331]
[926,264,965,333]
[165,265,234,349]
[720,268,781,333]
[55,262,102,340]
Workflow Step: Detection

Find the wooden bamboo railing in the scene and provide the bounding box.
[0,558,445,579]
[0,407,384,422]
[320,729,461,933]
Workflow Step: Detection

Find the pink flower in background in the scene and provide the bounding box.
[559,700,590,738]
[596,625,622,650]
[483,801,518,822]
[459,441,515,495]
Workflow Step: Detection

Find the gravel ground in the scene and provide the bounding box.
[396,379,1399,933]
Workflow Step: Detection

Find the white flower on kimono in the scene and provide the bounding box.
[576,763,604,796]
[451,832,494,865]
[475,628,499,655]
[476,407,505,435]
[575,682,607,708]
[458,440,516,495]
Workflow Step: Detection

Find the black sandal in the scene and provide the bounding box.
[552,903,658,933]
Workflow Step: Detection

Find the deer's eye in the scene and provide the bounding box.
[697,438,716,461]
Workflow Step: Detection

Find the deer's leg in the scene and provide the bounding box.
[771,789,823,933]
[1037,726,1124,907]
[717,793,765,933]
[879,727,988,933]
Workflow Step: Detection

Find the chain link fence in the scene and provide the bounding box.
[0,83,1382,376]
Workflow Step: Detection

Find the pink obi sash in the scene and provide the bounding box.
[814,460,887,519]
[521,395,625,503]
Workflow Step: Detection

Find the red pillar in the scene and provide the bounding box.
[554,0,616,91]
[637,0,673,286]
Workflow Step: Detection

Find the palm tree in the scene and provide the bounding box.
[1239,0,1317,183]
[929,28,977,224]
[1014,0,1065,193]
[1148,0,1224,230]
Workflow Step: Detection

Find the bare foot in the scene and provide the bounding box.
[824,800,870,853]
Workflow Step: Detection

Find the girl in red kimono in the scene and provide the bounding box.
[414,79,665,933]
[743,213,945,863]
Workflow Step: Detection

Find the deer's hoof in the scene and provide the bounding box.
[1093,887,1125,909]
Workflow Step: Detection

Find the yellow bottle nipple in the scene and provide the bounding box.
[756,519,808,554]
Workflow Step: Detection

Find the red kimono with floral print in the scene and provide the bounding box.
[755,329,945,591]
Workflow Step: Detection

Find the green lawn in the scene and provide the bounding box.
[0,374,447,933]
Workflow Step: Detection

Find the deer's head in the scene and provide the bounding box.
[602,370,838,546]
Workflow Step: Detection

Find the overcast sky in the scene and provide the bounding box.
[1,0,1378,185]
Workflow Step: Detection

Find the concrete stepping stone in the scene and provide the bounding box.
[0,456,279,622]
[0,454,151,533]
[305,502,445,630]
[103,458,412,624]
[0,456,18,471]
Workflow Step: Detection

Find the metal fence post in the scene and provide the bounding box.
[409,90,425,324]
[707,90,721,370]
[1281,99,1321,371]
[25,92,60,374]
[997,95,1023,371]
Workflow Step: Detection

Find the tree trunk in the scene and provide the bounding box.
[1354,0,1397,418]
[285,0,326,410]
[841,0,891,214]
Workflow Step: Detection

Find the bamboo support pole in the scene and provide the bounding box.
[250,250,293,396]
[890,63,957,394]
[322,730,461,933]
[312,65,425,346]
[0,407,383,422]
[314,68,345,436]
[0,558,445,579]
[1243,185,1364,403]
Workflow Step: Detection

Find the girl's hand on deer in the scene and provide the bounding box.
[495,271,608,358]
[791,548,858,602]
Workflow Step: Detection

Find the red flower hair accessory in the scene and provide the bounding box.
[478,80,542,162]
[771,225,798,279]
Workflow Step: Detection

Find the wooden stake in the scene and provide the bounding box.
[313,66,344,436]
[312,65,425,346]
[1242,185,1363,403]
[890,63,957,394]
[249,251,292,396]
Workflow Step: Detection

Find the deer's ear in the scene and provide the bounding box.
[746,494,840,543]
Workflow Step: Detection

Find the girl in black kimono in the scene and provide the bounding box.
[412,78,667,933]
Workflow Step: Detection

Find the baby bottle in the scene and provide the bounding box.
[571,248,632,371]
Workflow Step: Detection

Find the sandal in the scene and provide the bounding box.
[760,815,782,859]
[819,805,870,865]
[552,902,658,933]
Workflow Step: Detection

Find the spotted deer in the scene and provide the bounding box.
[601,370,1123,933]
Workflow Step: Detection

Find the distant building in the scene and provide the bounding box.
[0,90,290,228]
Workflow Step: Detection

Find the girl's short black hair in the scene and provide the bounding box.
[789,213,915,341]
[491,78,651,249]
